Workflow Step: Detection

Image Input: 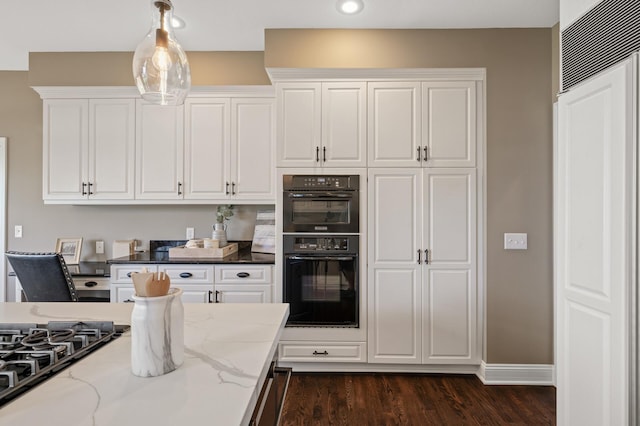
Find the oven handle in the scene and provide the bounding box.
[286,255,356,261]
[287,192,352,198]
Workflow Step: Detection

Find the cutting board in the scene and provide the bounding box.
[168,243,238,259]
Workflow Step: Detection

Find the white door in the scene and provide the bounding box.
[321,82,367,167]
[422,168,477,363]
[135,101,184,199]
[184,98,229,199]
[368,168,422,363]
[88,99,135,200]
[421,82,477,167]
[556,59,632,426]
[215,285,271,303]
[232,98,276,200]
[367,82,421,167]
[276,83,321,167]
[43,99,88,200]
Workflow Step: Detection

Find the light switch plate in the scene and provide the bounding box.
[186,227,195,239]
[14,225,22,238]
[96,241,104,254]
[504,233,527,250]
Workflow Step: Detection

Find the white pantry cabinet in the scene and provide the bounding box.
[276,82,366,168]
[368,81,477,168]
[184,97,275,201]
[367,168,478,364]
[43,99,135,202]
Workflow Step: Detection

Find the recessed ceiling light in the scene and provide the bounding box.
[171,15,186,29]
[336,0,364,15]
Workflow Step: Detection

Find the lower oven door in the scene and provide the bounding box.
[283,254,358,327]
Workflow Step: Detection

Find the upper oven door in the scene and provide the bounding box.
[283,191,359,233]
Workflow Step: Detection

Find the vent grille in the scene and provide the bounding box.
[562,0,640,91]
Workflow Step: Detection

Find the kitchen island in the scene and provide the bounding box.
[0,302,289,425]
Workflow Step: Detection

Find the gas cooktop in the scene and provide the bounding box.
[0,321,129,407]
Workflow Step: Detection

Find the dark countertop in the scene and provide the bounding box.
[9,261,110,277]
[107,245,275,265]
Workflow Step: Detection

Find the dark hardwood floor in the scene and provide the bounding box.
[281,373,556,425]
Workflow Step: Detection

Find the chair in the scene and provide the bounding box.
[6,251,79,302]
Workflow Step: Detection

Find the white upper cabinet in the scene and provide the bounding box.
[367,82,421,168]
[277,82,366,168]
[368,81,477,168]
[43,98,135,202]
[135,100,185,200]
[184,98,230,200]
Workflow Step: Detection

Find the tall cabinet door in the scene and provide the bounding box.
[135,100,184,200]
[422,168,477,363]
[88,99,135,200]
[556,60,632,426]
[421,82,477,167]
[367,82,421,167]
[368,168,423,364]
[43,99,88,200]
[276,83,321,167]
[231,98,275,200]
[322,82,367,167]
[184,98,229,199]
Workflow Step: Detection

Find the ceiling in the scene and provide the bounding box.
[2,0,559,71]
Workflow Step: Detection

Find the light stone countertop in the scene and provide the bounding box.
[0,302,289,426]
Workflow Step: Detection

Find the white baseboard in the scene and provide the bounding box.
[477,361,555,385]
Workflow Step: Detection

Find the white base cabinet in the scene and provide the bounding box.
[367,168,478,365]
[110,264,272,304]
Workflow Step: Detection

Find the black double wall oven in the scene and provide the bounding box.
[282,175,360,327]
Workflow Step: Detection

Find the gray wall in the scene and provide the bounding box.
[1,28,556,364]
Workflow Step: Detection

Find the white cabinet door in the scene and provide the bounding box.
[184,99,229,200]
[556,60,631,426]
[43,99,88,201]
[135,100,184,200]
[422,82,476,167]
[215,285,272,303]
[422,169,477,363]
[367,82,421,167]
[231,98,276,200]
[277,83,321,167]
[176,285,213,303]
[112,285,136,303]
[368,169,422,363]
[321,82,367,167]
[88,99,135,200]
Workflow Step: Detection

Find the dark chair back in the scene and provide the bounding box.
[6,252,79,302]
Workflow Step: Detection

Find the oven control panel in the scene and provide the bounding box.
[283,175,359,190]
[284,235,358,253]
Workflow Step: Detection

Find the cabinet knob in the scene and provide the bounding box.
[236,272,250,278]
[126,272,132,278]
[179,272,193,278]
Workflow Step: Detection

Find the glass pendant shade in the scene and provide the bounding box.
[133,0,191,106]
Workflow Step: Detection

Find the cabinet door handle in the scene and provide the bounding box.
[323,146,326,162]
[177,182,182,195]
[231,182,236,195]
[313,350,329,356]
[424,249,429,265]
[236,272,250,278]
[423,146,428,162]
[225,182,230,195]
[179,272,192,278]
[416,146,421,162]
[215,290,221,303]
[82,182,88,196]
[88,182,94,195]
[208,290,213,303]
[316,146,320,162]
[417,249,421,265]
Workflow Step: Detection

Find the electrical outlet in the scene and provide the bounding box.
[96,241,104,254]
[186,227,195,239]
[504,233,527,250]
[14,225,22,238]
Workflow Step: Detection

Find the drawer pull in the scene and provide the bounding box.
[179,272,193,278]
[126,272,132,278]
[236,272,250,278]
[312,350,329,356]
[124,299,134,303]
[84,281,98,287]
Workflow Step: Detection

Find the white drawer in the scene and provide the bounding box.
[74,276,111,291]
[215,265,272,284]
[279,342,367,363]
[159,265,214,284]
[111,265,157,283]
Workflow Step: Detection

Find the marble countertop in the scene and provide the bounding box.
[108,246,275,265]
[0,302,289,426]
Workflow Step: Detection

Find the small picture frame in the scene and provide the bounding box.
[55,238,83,265]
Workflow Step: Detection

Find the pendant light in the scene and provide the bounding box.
[133,0,191,106]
